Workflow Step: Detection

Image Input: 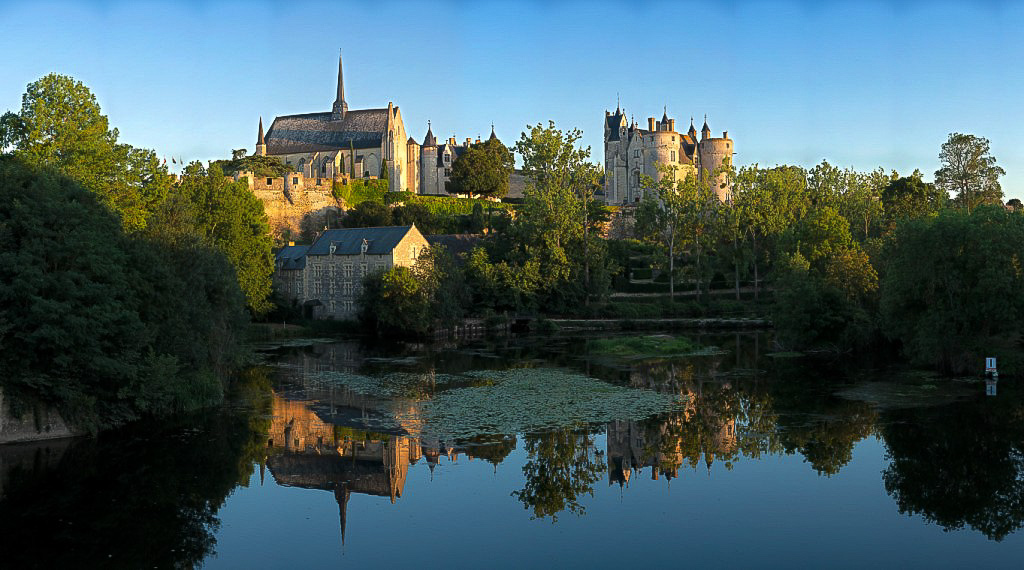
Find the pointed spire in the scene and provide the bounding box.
[616,93,621,114]
[332,50,348,120]
[257,116,265,146]
[662,105,669,124]
[423,120,436,147]
[488,123,498,142]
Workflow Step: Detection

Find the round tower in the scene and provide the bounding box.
[698,124,733,202]
[419,122,439,195]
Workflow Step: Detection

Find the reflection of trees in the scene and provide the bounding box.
[0,371,271,568]
[465,434,517,467]
[882,394,1024,541]
[513,427,605,521]
[618,350,879,479]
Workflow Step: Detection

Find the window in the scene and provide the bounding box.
[321,163,327,175]
[292,177,299,185]
[266,178,273,185]
[634,149,640,158]
[444,168,451,176]
[671,151,676,161]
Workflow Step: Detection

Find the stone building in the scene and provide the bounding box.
[603,105,734,203]
[258,54,412,192]
[273,225,428,319]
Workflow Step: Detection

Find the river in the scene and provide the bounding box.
[2,331,1023,568]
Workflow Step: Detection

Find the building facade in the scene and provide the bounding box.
[258,55,412,193]
[603,106,734,203]
[274,225,429,319]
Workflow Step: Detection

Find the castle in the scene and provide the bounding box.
[256,53,502,197]
[603,105,734,203]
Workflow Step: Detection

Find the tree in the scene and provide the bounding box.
[881,170,945,224]
[342,200,392,228]
[512,121,607,309]
[379,158,388,180]
[469,202,485,234]
[1007,198,1022,212]
[358,267,431,336]
[880,206,1024,374]
[935,133,1005,214]
[0,74,170,231]
[447,138,514,198]
[160,163,274,315]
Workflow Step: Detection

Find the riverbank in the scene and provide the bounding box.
[0,389,83,444]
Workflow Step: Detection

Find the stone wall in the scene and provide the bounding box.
[252,183,340,242]
[0,388,82,444]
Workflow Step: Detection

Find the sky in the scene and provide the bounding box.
[1,0,1022,198]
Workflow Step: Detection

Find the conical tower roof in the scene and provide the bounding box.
[257,117,265,146]
[422,121,437,147]
[488,124,499,142]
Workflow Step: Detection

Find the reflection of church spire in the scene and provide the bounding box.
[335,484,351,547]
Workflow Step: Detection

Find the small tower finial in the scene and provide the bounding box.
[616,93,620,113]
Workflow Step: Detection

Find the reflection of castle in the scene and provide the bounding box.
[607,380,737,485]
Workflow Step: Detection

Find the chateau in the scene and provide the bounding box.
[603,105,734,203]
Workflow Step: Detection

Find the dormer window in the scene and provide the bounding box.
[329,242,337,254]
[360,239,369,254]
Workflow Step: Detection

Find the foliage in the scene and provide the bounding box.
[358,267,431,336]
[879,206,1024,374]
[588,335,704,358]
[162,162,274,314]
[935,132,1005,213]
[447,137,514,198]
[332,178,390,207]
[210,154,289,178]
[0,73,170,232]
[342,200,393,228]
[0,158,248,429]
[514,428,606,521]
[881,171,945,223]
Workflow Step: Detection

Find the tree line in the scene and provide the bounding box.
[0,74,275,428]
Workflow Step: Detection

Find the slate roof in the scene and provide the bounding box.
[276,244,310,270]
[264,108,390,154]
[307,226,416,256]
[606,112,625,141]
[426,234,482,260]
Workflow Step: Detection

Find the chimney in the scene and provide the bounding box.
[449,137,456,145]
[723,131,729,139]
[647,117,657,131]
[668,119,676,132]
[465,137,472,147]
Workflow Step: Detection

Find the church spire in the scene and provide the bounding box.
[332,51,348,120]
[255,116,267,156]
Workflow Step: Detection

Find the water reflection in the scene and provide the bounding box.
[4,333,1024,568]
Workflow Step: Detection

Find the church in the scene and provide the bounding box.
[254,54,503,197]
[256,54,413,192]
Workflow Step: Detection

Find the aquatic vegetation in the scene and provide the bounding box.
[397,368,684,440]
[588,335,722,359]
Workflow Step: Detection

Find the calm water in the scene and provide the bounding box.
[3,332,1024,568]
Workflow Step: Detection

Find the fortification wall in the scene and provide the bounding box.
[254,184,340,242]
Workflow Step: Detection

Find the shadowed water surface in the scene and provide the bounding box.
[3,332,1024,568]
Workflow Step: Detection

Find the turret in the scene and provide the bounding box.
[701,115,711,140]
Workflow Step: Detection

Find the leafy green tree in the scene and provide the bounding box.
[448,138,514,198]
[935,133,1005,214]
[0,74,170,231]
[512,121,608,309]
[166,162,274,315]
[881,170,946,224]
[1007,198,1022,212]
[880,206,1024,374]
[0,158,246,428]
[342,200,392,227]
[380,158,388,180]
[210,154,289,178]
[358,267,431,336]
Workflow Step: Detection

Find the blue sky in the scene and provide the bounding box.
[1,1,1022,198]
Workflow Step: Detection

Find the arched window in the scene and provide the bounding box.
[298,158,306,173]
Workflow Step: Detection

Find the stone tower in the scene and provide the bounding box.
[696,116,733,201]
[420,122,439,194]
[331,52,348,120]
[255,116,267,156]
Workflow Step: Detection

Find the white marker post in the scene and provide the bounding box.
[986,357,998,396]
